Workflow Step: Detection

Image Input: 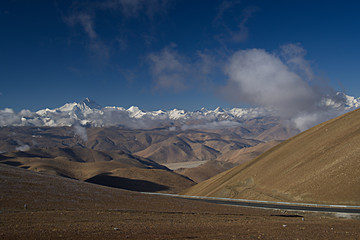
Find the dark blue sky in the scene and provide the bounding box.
[1,0,360,111]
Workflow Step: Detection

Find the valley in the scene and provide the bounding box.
[0,99,296,187]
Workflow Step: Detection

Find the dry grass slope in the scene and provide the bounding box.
[183,108,360,205]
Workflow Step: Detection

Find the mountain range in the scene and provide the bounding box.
[1,92,359,129]
[0,92,359,191]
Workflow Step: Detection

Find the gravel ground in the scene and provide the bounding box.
[1,164,360,239]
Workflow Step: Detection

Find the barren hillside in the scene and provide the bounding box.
[183,108,360,205]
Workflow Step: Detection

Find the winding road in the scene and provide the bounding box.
[143,192,360,214]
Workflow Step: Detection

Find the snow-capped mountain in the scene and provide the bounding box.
[322,92,360,109]
[0,92,359,129]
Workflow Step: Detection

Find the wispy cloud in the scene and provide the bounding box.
[213,0,242,24]
[62,0,172,61]
[147,44,190,91]
[231,6,259,43]
[147,45,221,92]
[63,6,110,62]
[279,43,315,82]
[100,0,171,19]
[65,12,97,39]
[214,1,258,43]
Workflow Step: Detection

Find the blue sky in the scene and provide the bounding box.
[1,0,360,112]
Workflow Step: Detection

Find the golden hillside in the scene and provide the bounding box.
[183,109,360,205]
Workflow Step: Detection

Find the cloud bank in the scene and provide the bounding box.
[221,44,353,131]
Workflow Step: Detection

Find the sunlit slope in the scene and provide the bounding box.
[183,108,360,205]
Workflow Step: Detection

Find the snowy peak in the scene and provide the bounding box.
[322,92,360,109]
[214,107,224,113]
[127,106,145,119]
[169,109,188,120]
[79,98,102,110]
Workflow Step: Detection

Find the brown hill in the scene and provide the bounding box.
[174,141,282,183]
[0,121,295,192]
[134,136,219,163]
[134,131,260,164]
[217,140,282,164]
[0,147,194,193]
[0,121,291,165]
[183,108,360,205]
[255,124,299,141]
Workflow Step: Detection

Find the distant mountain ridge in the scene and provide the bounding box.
[34,98,271,127]
[0,92,359,129]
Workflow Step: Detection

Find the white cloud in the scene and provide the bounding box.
[16,144,30,152]
[223,47,318,116]
[147,46,220,92]
[0,108,21,126]
[147,45,190,91]
[291,108,347,131]
[221,44,351,131]
[279,43,314,82]
[73,123,88,142]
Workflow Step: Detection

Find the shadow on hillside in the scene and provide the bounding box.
[0,160,22,167]
[85,173,169,192]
